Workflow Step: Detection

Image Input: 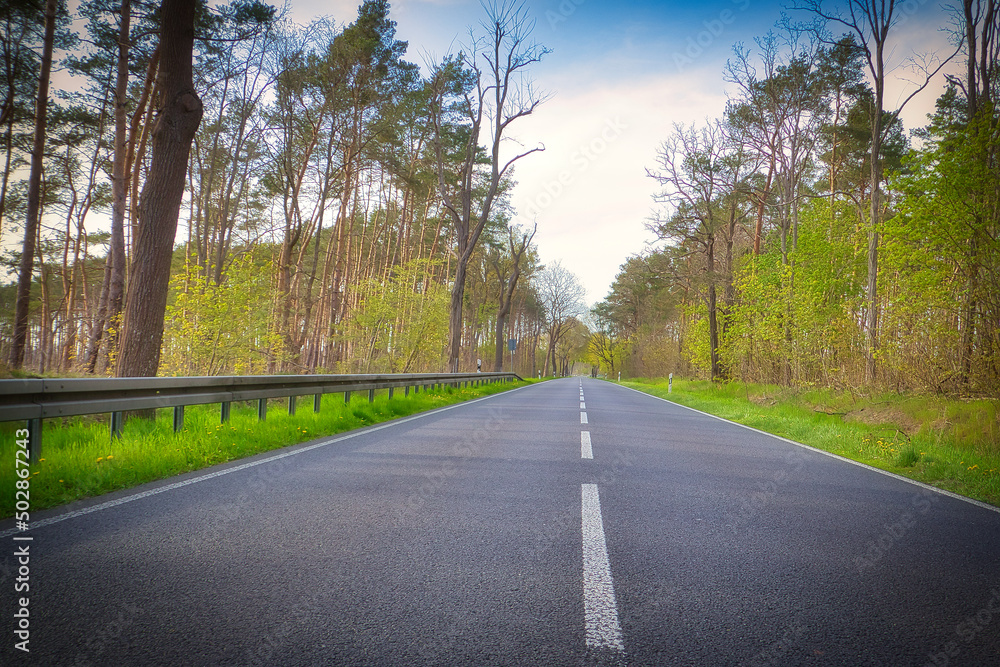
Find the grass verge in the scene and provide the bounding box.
[622,378,1000,508]
[1,380,531,519]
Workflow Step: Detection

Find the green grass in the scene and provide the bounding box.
[0,380,531,519]
[622,378,1000,508]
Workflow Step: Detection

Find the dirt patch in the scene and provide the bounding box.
[845,405,922,435]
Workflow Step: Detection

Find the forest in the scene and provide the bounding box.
[592,2,1000,398]
[2,0,999,400]
[1,0,592,379]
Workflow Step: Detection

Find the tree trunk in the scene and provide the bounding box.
[865,137,883,385]
[706,233,721,381]
[8,0,56,369]
[106,0,132,367]
[864,17,888,386]
[116,0,203,377]
[448,259,468,373]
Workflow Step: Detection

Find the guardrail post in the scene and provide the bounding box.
[27,418,41,463]
[258,398,267,420]
[388,387,394,400]
[111,411,124,440]
[173,406,184,433]
[404,385,409,397]
[314,394,322,412]
[344,391,351,404]
[288,395,296,416]
[368,389,375,403]
[221,402,231,423]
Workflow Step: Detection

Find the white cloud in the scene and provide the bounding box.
[503,62,738,304]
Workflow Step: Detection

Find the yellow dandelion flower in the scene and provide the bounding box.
[97,457,104,463]
[40,458,46,462]
[59,479,64,483]
[107,455,114,460]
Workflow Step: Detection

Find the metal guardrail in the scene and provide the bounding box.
[0,372,522,461]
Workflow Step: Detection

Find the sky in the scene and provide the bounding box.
[287,0,960,305]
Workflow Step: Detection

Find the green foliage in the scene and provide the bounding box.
[161,251,283,375]
[724,198,868,384]
[344,258,450,373]
[886,99,1000,392]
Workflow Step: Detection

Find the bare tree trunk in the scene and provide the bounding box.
[106,0,132,367]
[706,234,721,381]
[116,0,203,377]
[8,0,56,369]
[865,106,884,385]
[493,225,534,371]
[448,260,468,372]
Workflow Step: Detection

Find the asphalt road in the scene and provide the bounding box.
[2,378,999,666]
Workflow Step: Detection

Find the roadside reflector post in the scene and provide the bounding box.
[111,411,124,439]
[27,418,42,462]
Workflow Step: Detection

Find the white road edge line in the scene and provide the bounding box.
[582,431,593,459]
[581,412,588,424]
[581,483,626,655]
[616,383,1000,516]
[0,384,536,538]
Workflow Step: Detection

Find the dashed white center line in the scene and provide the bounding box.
[581,412,588,424]
[581,484,625,656]
[580,401,586,409]
[581,431,593,459]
